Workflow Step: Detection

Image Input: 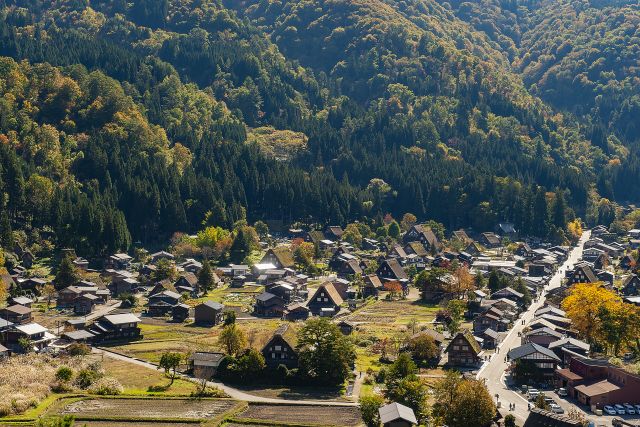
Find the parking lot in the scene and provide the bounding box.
[516,386,640,427]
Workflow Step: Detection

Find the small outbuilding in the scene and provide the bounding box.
[379,402,417,427]
[194,301,225,326]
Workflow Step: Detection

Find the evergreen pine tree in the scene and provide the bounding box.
[198,258,216,292]
[53,256,79,290]
[0,211,13,247]
[552,189,567,229]
[532,187,549,237]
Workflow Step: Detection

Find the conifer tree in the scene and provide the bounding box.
[54,256,79,290]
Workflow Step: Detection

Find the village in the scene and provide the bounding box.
[1,218,640,427]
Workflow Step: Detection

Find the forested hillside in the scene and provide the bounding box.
[0,0,633,256]
[432,0,640,201]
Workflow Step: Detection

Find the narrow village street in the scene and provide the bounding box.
[477,230,592,425]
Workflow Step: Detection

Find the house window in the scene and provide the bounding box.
[453,345,460,350]
[275,345,281,351]
[462,345,469,351]
[272,353,276,359]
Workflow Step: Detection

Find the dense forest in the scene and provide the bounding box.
[0,0,636,256]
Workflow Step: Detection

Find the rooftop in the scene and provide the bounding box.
[379,402,418,425]
[103,313,141,325]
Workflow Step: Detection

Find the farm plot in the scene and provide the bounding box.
[344,299,440,336]
[59,398,237,420]
[81,422,200,427]
[236,403,362,426]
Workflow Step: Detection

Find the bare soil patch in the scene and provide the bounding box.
[237,403,361,426]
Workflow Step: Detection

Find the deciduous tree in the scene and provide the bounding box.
[433,371,496,427]
[562,282,620,345]
[158,352,182,384]
[296,318,355,385]
[218,324,247,356]
[359,394,384,427]
[406,333,439,362]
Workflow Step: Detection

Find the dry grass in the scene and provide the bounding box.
[344,299,440,337]
[108,319,290,363]
[0,354,62,416]
[96,356,199,395]
[184,284,265,312]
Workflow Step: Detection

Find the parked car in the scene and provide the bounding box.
[544,396,555,405]
[528,389,540,400]
[604,406,617,416]
[623,404,636,415]
[549,403,564,414]
[614,404,626,415]
[557,388,568,397]
[635,404,640,413]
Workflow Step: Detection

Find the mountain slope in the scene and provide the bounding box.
[424,0,640,200]
[0,0,622,255]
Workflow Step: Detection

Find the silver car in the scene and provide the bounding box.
[549,403,564,414]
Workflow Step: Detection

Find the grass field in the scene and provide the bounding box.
[107,318,287,363]
[185,284,265,312]
[345,298,441,338]
[96,356,201,396]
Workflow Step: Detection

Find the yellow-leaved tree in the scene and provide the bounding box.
[562,282,640,354]
[562,282,619,345]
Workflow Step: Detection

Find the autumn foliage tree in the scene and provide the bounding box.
[406,333,439,363]
[432,371,496,427]
[384,281,404,300]
[562,282,640,354]
[451,265,475,296]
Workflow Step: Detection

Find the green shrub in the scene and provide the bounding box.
[55,366,73,382]
[75,369,100,389]
[67,343,90,356]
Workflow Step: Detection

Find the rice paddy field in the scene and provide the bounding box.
[58,397,238,419]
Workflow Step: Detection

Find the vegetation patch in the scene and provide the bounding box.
[247,127,308,161]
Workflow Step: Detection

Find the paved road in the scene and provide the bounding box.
[477,230,591,424]
[93,347,357,406]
